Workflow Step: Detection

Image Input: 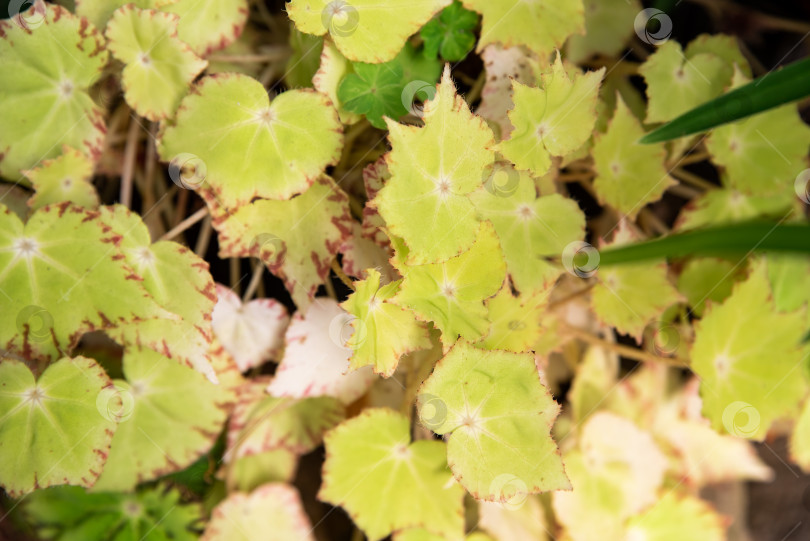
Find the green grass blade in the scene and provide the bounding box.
[598,221,810,265]
[640,56,810,144]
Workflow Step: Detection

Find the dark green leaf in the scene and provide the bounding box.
[420,0,478,61]
[338,62,406,129]
[597,221,810,265]
[640,56,810,143]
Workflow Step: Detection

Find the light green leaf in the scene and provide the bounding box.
[287,0,450,63]
[319,408,465,541]
[477,45,542,140]
[226,378,345,459]
[92,347,231,492]
[591,227,682,340]
[285,27,324,89]
[75,0,178,30]
[677,257,741,317]
[99,205,219,382]
[214,176,352,309]
[158,74,343,208]
[203,483,315,541]
[161,0,249,56]
[624,493,726,541]
[639,40,733,124]
[767,255,810,316]
[553,412,668,541]
[313,38,363,124]
[462,0,584,58]
[375,66,495,264]
[568,346,618,424]
[685,34,751,77]
[470,163,584,293]
[691,261,808,440]
[25,484,201,541]
[790,396,810,471]
[499,55,604,177]
[341,268,431,377]
[0,356,115,497]
[0,203,170,362]
[361,156,392,246]
[0,2,108,181]
[592,96,674,217]
[392,221,506,342]
[676,187,793,231]
[418,340,570,500]
[476,284,548,353]
[106,6,207,121]
[224,448,298,493]
[706,68,810,197]
[23,146,100,211]
[566,0,639,63]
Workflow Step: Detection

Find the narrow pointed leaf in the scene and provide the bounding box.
[642,56,810,143]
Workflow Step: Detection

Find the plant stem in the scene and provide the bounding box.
[331,258,356,290]
[194,215,213,257]
[208,50,290,64]
[159,206,209,242]
[465,70,487,105]
[670,167,717,191]
[563,324,689,366]
[230,258,241,294]
[243,262,265,302]
[548,283,595,310]
[120,118,140,208]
